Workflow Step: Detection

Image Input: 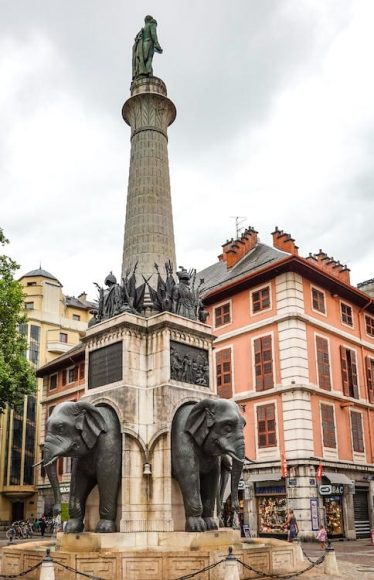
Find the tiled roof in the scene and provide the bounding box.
[20,268,61,285]
[199,242,288,295]
[36,342,85,377]
[65,296,95,310]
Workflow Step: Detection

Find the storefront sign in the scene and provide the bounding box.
[60,486,70,494]
[255,485,286,496]
[238,480,245,490]
[310,498,319,531]
[319,484,344,496]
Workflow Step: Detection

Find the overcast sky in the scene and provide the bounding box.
[1,0,373,298]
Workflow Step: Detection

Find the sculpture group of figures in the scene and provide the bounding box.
[89,261,208,325]
[42,399,245,534]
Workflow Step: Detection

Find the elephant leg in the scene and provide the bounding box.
[177,472,206,532]
[95,456,121,533]
[201,466,219,531]
[66,460,96,533]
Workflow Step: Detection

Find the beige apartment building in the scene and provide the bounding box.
[0,268,93,525]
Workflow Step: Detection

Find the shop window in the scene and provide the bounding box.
[320,404,336,448]
[214,302,231,327]
[49,373,57,390]
[312,288,325,314]
[365,315,374,337]
[340,303,353,327]
[365,357,374,404]
[257,403,277,448]
[316,336,331,390]
[72,314,81,321]
[251,286,270,314]
[60,332,68,343]
[254,335,274,391]
[216,349,232,398]
[340,346,359,399]
[257,492,287,535]
[324,496,344,537]
[351,411,364,453]
[67,366,78,383]
[25,301,34,310]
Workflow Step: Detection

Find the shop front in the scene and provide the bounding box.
[252,475,287,538]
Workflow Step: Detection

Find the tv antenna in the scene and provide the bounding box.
[230,216,247,239]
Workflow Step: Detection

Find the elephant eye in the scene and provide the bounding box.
[57,424,64,434]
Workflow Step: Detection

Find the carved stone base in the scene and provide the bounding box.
[2,534,298,580]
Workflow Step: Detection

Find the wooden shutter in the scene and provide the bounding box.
[366,357,374,404]
[316,336,331,390]
[351,411,364,453]
[321,404,336,448]
[254,336,274,391]
[340,346,350,396]
[350,350,359,399]
[216,349,232,398]
[257,404,277,448]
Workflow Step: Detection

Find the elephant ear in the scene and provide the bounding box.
[74,401,107,449]
[185,399,215,447]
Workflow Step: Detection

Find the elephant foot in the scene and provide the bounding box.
[65,518,84,534]
[203,517,218,531]
[95,519,116,533]
[185,516,207,532]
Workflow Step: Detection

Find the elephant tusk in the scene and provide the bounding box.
[227,451,244,463]
[32,459,45,468]
[43,456,58,468]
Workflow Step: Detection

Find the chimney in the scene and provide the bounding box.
[271,226,299,255]
[306,249,351,284]
[78,292,87,304]
[219,227,258,269]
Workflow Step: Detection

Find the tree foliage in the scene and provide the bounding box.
[0,228,36,410]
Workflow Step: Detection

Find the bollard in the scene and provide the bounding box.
[323,545,339,576]
[222,547,240,580]
[39,548,55,580]
[292,538,304,563]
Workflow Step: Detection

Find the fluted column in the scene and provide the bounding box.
[121,76,177,281]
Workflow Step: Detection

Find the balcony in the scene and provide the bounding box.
[47,341,72,354]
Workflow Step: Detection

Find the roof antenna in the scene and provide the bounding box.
[230,216,247,239]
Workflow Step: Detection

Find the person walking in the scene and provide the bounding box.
[316,523,328,549]
[39,518,47,537]
[286,509,299,542]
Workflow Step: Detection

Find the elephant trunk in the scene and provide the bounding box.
[230,441,245,512]
[44,448,61,515]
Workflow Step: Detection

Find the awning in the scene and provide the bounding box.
[324,472,352,485]
[249,473,283,482]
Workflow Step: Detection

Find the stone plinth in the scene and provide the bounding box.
[121,76,177,281]
[81,311,216,533]
[2,534,298,580]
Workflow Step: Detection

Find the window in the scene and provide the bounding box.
[321,404,336,448]
[341,303,353,327]
[61,369,67,386]
[365,357,374,404]
[27,281,36,286]
[312,288,325,314]
[25,302,34,310]
[254,335,274,391]
[79,362,85,380]
[257,404,277,448]
[68,366,78,383]
[316,336,331,390]
[340,346,359,398]
[59,332,68,343]
[216,349,232,398]
[29,325,40,365]
[351,411,364,453]
[72,314,81,321]
[49,374,57,390]
[365,315,374,337]
[252,286,270,314]
[214,303,231,327]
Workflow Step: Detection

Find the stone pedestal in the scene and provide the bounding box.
[121,76,177,281]
[81,310,215,533]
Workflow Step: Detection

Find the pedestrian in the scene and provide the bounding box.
[316,523,328,549]
[39,518,47,537]
[285,509,298,542]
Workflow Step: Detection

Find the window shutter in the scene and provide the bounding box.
[254,338,263,391]
[350,350,359,399]
[316,336,331,390]
[365,357,374,404]
[340,346,350,396]
[321,404,336,448]
[351,411,364,453]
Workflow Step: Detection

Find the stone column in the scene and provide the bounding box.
[121,76,177,281]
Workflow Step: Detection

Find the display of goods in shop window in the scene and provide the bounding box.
[258,496,287,534]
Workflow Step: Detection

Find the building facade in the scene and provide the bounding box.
[200,227,374,540]
[0,269,92,525]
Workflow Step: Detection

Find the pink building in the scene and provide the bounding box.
[200,227,374,540]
